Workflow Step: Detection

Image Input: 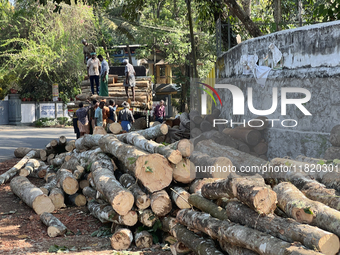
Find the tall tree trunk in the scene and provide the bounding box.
[186,0,198,79]
[126,44,133,64]
[273,0,282,31]
[241,0,252,16]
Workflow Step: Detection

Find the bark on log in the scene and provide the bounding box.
[171,187,191,209]
[189,178,223,193]
[49,188,66,210]
[139,209,158,227]
[172,158,195,184]
[51,152,71,167]
[10,176,54,214]
[162,217,224,255]
[119,173,151,210]
[0,150,38,185]
[274,182,340,237]
[201,173,277,214]
[40,178,58,195]
[14,147,41,158]
[109,123,122,134]
[65,140,76,152]
[116,123,168,142]
[99,135,173,193]
[88,201,137,226]
[189,110,203,125]
[223,128,261,146]
[191,128,202,138]
[177,209,323,255]
[180,112,191,130]
[44,169,56,183]
[47,154,55,165]
[40,212,67,237]
[56,169,79,195]
[19,159,40,177]
[190,151,233,178]
[226,200,340,255]
[82,186,97,199]
[67,193,87,206]
[151,190,172,217]
[73,166,85,180]
[252,142,268,155]
[58,136,67,147]
[330,125,340,146]
[196,139,267,171]
[218,240,258,255]
[170,242,191,255]
[204,130,250,153]
[75,134,103,151]
[135,231,153,249]
[110,228,133,251]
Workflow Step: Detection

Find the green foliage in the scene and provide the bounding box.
[33,117,71,127]
[91,226,112,237]
[304,207,313,215]
[137,219,162,244]
[48,244,77,253]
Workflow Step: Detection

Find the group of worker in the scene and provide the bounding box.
[82,39,136,101]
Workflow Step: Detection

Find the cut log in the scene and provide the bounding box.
[155,135,166,143]
[200,120,213,132]
[189,110,203,125]
[109,122,122,134]
[223,128,261,146]
[99,135,173,193]
[167,139,193,158]
[44,169,56,183]
[252,142,268,155]
[190,151,233,178]
[75,134,103,151]
[47,154,55,165]
[79,179,90,189]
[324,146,340,160]
[65,140,76,152]
[10,176,54,214]
[49,188,66,210]
[274,182,340,237]
[40,212,67,237]
[93,126,107,135]
[151,190,172,216]
[0,150,38,185]
[162,217,224,255]
[226,200,340,255]
[196,139,267,171]
[171,187,191,209]
[40,178,57,195]
[201,173,277,214]
[119,173,151,210]
[50,139,59,150]
[110,228,133,251]
[330,124,340,146]
[177,210,323,255]
[179,112,190,130]
[170,242,191,255]
[73,166,85,180]
[172,157,195,184]
[19,159,40,177]
[58,136,67,147]
[139,209,158,227]
[116,123,169,142]
[135,231,153,249]
[14,147,41,158]
[82,186,97,199]
[218,240,258,255]
[56,169,79,195]
[189,178,222,193]
[88,201,137,226]
[51,152,71,167]
[191,128,202,138]
[67,193,87,207]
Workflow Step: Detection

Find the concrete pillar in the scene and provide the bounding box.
[8,94,21,125]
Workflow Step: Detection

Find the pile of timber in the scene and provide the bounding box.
[71,75,153,110]
[2,125,340,254]
[324,124,340,160]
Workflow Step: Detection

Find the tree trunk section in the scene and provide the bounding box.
[82,186,97,199]
[40,178,57,195]
[49,188,66,210]
[75,134,103,151]
[189,178,222,194]
[109,123,122,134]
[119,173,151,210]
[65,140,76,152]
[10,176,54,215]
[223,128,261,146]
[93,126,107,135]
[19,159,40,177]
[168,139,193,157]
[139,209,158,227]
[226,200,340,255]
[73,166,85,180]
[171,187,191,209]
[110,228,133,251]
[116,123,168,142]
[151,190,172,217]
[99,135,173,193]
[172,157,195,184]
[274,182,340,237]
[40,212,67,237]
[67,193,87,206]
[135,231,153,249]
[14,147,41,158]
[180,112,191,130]
[56,169,79,195]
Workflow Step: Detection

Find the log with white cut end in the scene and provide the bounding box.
[99,135,173,193]
[50,139,59,150]
[10,176,54,214]
[109,122,122,134]
[40,178,57,195]
[73,166,85,180]
[167,139,193,157]
[65,140,76,152]
[116,123,168,142]
[93,126,107,135]
[226,200,340,255]
[88,201,137,226]
[110,227,133,251]
[135,231,153,249]
[79,179,89,189]
[67,193,87,206]
[162,217,224,255]
[75,134,103,151]
[274,182,340,237]
[176,210,323,255]
[151,190,172,216]
[49,188,66,210]
[170,242,192,255]
[40,212,67,237]
[201,173,277,214]
[190,151,233,178]
[223,127,261,146]
[139,209,158,227]
[58,135,67,147]
[124,132,182,164]
[47,154,55,165]
[56,169,79,195]
[196,139,267,171]
[172,157,195,184]
[119,173,150,210]
[19,159,40,177]
[171,187,191,209]
[90,152,134,215]
[14,147,41,158]
[0,150,38,185]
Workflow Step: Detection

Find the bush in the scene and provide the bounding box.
[34,117,71,127]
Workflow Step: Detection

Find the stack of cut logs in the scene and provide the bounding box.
[324,124,340,160]
[2,123,340,255]
[68,75,153,110]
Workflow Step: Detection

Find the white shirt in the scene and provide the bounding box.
[87,58,100,76]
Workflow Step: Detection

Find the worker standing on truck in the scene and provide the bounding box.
[118,101,135,132]
[87,52,101,95]
[123,59,136,102]
[82,39,96,65]
[95,101,105,127]
[98,55,109,97]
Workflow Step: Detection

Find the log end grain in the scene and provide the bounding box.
[110,228,133,250]
[121,210,138,226]
[151,190,172,217]
[48,226,67,238]
[33,195,55,215]
[135,231,153,249]
[136,194,151,210]
[318,234,340,255]
[252,188,277,215]
[61,177,79,195]
[111,190,134,216]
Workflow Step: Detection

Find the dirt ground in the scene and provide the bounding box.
[0,158,175,255]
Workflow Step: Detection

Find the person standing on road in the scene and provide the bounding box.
[95,101,105,127]
[118,101,135,132]
[102,100,110,129]
[154,100,165,122]
[82,39,96,65]
[123,59,136,101]
[98,55,109,97]
[87,52,101,95]
[76,101,91,137]
[108,99,118,123]
[88,100,99,134]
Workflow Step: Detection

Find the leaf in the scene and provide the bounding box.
[152,234,159,244]
[333,159,340,165]
[145,166,153,173]
[127,157,137,164]
[144,160,148,164]
[317,160,325,165]
[304,207,313,215]
[148,214,155,220]
[285,161,291,166]
[91,230,99,237]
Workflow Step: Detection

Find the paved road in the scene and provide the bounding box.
[0,125,76,162]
